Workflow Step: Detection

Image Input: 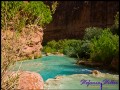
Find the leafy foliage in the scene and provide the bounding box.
[51,1,58,14]
[62,40,82,57]
[1,1,54,89]
[114,12,119,28]
[23,1,52,26]
[83,27,103,40]
[43,39,91,58]
[1,1,24,30]
[90,28,119,64]
[80,40,91,59]
[1,1,52,31]
[111,12,119,35]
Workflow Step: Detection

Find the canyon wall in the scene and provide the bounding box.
[43,1,119,44]
[2,25,43,61]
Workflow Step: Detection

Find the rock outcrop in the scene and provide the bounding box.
[4,71,44,90]
[19,25,43,60]
[43,1,119,44]
[2,25,43,61]
[17,71,44,90]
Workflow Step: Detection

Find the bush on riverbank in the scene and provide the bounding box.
[43,27,119,65]
[43,39,81,57]
[43,39,91,58]
[89,28,119,64]
[83,27,103,40]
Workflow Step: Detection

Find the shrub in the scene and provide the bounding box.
[1,1,24,30]
[23,1,52,26]
[1,1,52,31]
[79,40,91,59]
[111,12,119,35]
[83,27,103,40]
[45,40,57,49]
[63,46,77,57]
[57,39,81,57]
[114,12,119,29]
[43,39,82,56]
[56,39,68,49]
[51,1,58,14]
[43,46,56,53]
[43,39,92,58]
[90,28,119,64]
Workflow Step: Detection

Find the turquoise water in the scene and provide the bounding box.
[11,55,108,81]
[11,55,119,89]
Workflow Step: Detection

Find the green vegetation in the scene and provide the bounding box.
[43,12,119,65]
[51,1,58,14]
[43,39,81,57]
[1,1,119,89]
[1,1,52,31]
[43,39,90,58]
[90,28,119,64]
[23,1,52,26]
[1,1,54,90]
[111,12,119,35]
[83,27,103,40]
[43,27,119,64]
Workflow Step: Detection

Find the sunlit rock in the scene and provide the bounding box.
[17,71,44,90]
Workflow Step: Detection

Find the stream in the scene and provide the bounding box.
[11,55,119,89]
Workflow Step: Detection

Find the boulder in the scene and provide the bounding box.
[91,70,104,77]
[17,71,44,90]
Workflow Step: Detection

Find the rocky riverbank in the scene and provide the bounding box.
[76,60,119,73]
[44,73,119,89]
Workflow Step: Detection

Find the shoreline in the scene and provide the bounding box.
[44,73,119,89]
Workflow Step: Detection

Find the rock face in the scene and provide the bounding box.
[2,25,43,61]
[19,25,43,60]
[17,71,44,90]
[43,1,119,44]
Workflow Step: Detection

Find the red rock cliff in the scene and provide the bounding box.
[43,1,119,44]
[2,25,43,61]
